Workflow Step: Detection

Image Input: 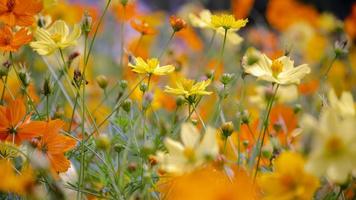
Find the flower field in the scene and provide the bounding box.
[0,0,356,199]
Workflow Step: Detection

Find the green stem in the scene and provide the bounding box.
[158,31,175,59]
[213,28,228,77]
[68,92,79,133]
[254,84,279,180]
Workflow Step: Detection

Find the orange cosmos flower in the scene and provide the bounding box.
[0,0,43,27]
[0,99,45,145]
[169,15,187,32]
[130,19,157,35]
[0,26,32,52]
[34,119,76,174]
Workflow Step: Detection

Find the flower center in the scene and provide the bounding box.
[6,0,16,12]
[271,60,283,77]
[325,135,344,156]
[183,147,196,162]
[51,33,62,43]
[281,174,297,190]
[7,126,17,135]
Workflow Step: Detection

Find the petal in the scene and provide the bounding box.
[164,138,184,155]
[180,123,200,148]
[6,99,26,126]
[153,65,175,75]
[197,126,218,158]
[277,64,310,84]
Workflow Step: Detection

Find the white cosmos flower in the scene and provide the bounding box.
[303,108,356,183]
[156,123,219,174]
[242,48,310,85]
[328,89,355,117]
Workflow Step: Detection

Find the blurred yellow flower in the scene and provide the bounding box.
[242,48,310,85]
[129,57,175,76]
[156,123,219,174]
[0,160,35,196]
[259,152,319,200]
[303,108,356,183]
[211,14,248,30]
[189,10,244,45]
[30,20,81,55]
[165,78,212,98]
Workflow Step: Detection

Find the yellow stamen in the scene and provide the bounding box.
[271,60,283,77]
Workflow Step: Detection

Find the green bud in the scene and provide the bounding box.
[220,73,234,85]
[18,70,30,88]
[119,80,128,90]
[95,134,111,151]
[140,83,148,93]
[176,96,185,107]
[81,11,92,35]
[43,77,52,96]
[122,99,132,113]
[293,104,302,114]
[120,0,129,6]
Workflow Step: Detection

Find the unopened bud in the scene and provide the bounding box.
[18,69,31,88]
[176,96,185,107]
[81,11,92,35]
[140,83,148,93]
[96,75,108,89]
[220,73,234,85]
[220,121,234,139]
[122,99,132,113]
[119,80,128,90]
[95,134,111,151]
[169,15,187,32]
[43,77,52,96]
[128,162,137,172]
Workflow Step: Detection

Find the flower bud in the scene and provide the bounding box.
[128,162,137,172]
[334,39,348,57]
[140,83,148,93]
[122,99,132,113]
[114,144,124,153]
[96,75,108,89]
[220,73,234,85]
[18,69,31,88]
[81,11,92,35]
[95,134,111,151]
[293,104,302,114]
[148,155,158,166]
[0,61,10,77]
[240,110,250,124]
[176,96,185,107]
[169,15,187,32]
[220,121,234,139]
[119,80,128,90]
[43,76,52,96]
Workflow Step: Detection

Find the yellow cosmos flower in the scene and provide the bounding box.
[302,108,356,183]
[242,48,310,85]
[189,10,244,45]
[210,14,248,30]
[0,160,35,196]
[156,123,219,174]
[165,78,212,98]
[259,152,319,200]
[129,57,175,76]
[30,20,81,55]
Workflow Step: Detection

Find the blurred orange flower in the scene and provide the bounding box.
[157,164,260,200]
[266,0,319,31]
[34,119,76,174]
[113,1,137,22]
[130,19,157,35]
[345,3,356,39]
[232,0,254,19]
[0,26,32,52]
[0,0,42,27]
[0,99,45,145]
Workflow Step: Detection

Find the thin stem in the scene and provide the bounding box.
[85,0,113,66]
[192,103,206,131]
[158,31,175,59]
[46,95,49,121]
[0,72,9,104]
[323,54,338,80]
[68,92,79,133]
[254,84,280,180]
[213,28,228,75]
[119,5,126,68]
[134,34,144,54]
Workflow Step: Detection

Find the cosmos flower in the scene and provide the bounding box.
[30,20,81,55]
[0,99,45,145]
[0,0,43,27]
[242,48,310,85]
[156,123,219,174]
[259,152,319,200]
[130,19,157,35]
[165,78,212,99]
[33,120,77,174]
[210,14,248,30]
[129,57,175,76]
[189,10,245,45]
[0,160,35,196]
[328,89,355,117]
[303,108,356,183]
[0,26,32,52]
